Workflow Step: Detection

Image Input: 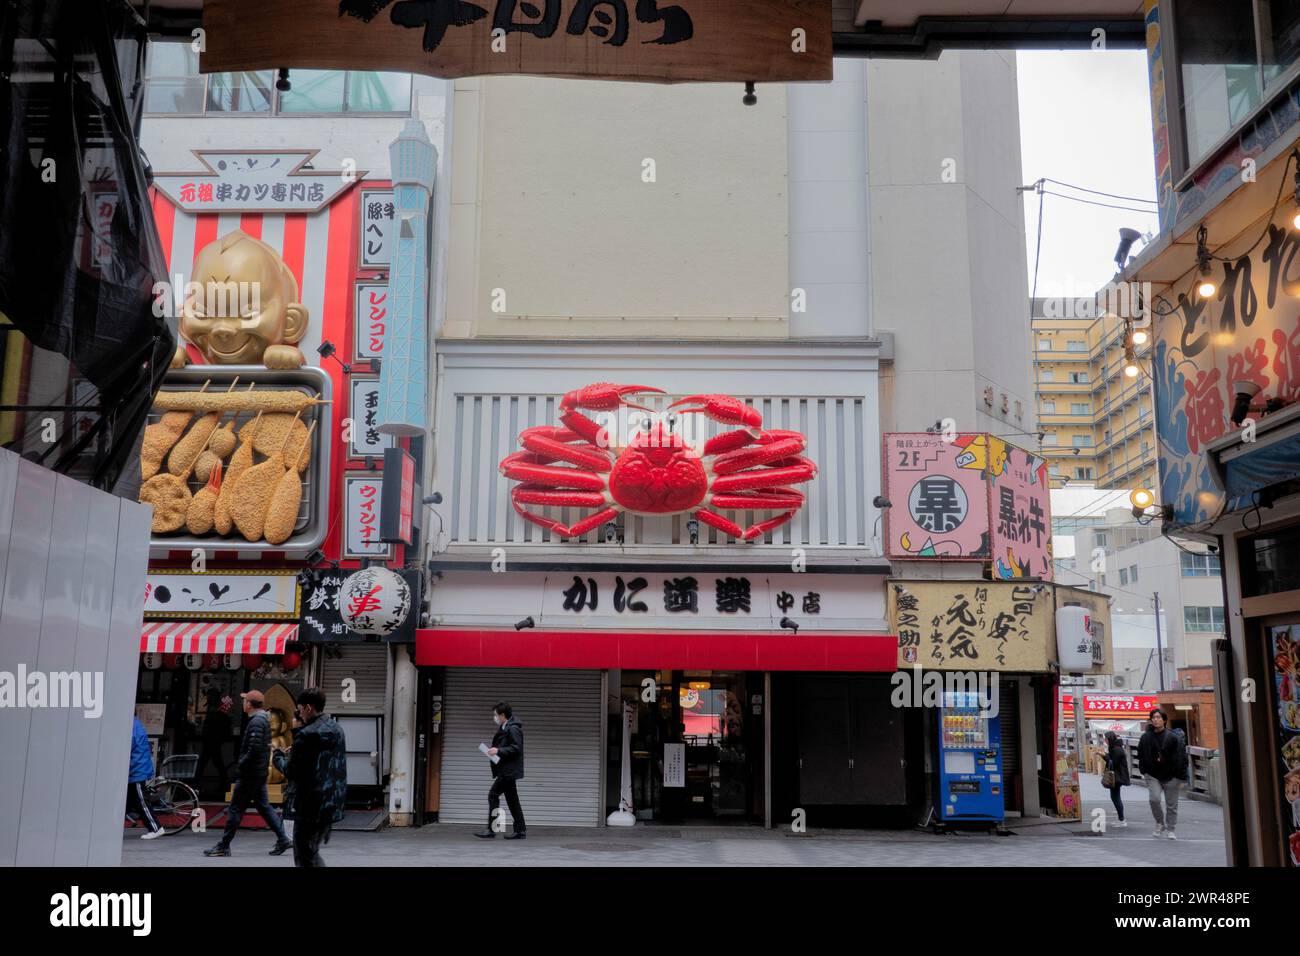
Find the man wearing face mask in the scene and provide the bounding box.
[475,702,526,840]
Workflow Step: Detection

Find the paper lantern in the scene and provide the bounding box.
[203,654,221,670]
[142,652,161,670]
[183,653,203,670]
[281,650,302,671]
[162,653,181,670]
[243,654,263,671]
[339,567,411,636]
[222,654,243,671]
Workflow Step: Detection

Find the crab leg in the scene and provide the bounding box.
[710,457,818,493]
[513,499,621,539]
[511,484,608,508]
[669,394,762,429]
[500,451,606,490]
[700,429,757,457]
[694,507,799,541]
[711,434,808,474]
[520,428,613,472]
[559,383,665,447]
[709,488,806,510]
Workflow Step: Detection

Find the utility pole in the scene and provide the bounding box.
[1152,591,1166,692]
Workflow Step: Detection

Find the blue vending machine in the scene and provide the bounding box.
[935,690,1004,827]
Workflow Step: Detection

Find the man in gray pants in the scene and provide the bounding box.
[1136,708,1188,840]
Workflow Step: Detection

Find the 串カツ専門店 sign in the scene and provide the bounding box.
[201,0,831,84]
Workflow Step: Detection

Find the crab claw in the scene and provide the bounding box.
[560,382,665,413]
[668,394,763,429]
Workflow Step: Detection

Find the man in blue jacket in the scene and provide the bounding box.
[127,716,163,839]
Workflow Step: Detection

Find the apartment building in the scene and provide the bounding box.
[1031,297,1156,493]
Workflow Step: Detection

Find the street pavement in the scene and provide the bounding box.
[122,772,1227,867]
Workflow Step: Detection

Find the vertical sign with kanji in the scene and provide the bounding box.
[344,474,393,559]
[349,377,393,459]
[354,282,389,361]
[359,188,395,269]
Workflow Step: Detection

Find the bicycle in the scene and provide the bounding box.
[138,754,202,836]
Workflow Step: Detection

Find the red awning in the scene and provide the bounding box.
[141,622,296,655]
[416,628,897,672]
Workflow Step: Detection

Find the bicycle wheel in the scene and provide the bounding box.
[151,780,201,835]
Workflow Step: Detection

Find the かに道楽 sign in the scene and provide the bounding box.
[201,0,831,85]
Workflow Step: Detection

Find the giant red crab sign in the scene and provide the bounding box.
[499,383,817,541]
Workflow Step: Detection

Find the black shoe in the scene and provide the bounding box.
[269,840,293,856]
[203,844,231,857]
[504,831,526,840]
[473,829,497,838]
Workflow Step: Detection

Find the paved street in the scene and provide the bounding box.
[123,773,1227,867]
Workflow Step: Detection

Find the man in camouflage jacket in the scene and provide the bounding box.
[273,687,347,867]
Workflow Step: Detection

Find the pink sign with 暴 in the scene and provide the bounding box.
[883,433,990,560]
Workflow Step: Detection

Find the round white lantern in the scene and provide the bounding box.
[142,652,161,670]
[182,653,203,671]
[222,653,243,671]
[339,567,411,636]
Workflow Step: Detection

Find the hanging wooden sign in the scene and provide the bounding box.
[200,0,832,84]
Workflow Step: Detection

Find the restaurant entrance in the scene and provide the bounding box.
[613,670,764,824]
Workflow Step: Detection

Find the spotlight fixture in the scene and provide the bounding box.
[780,617,799,633]
[316,340,352,375]
[515,616,535,631]
[1129,488,1154,515]
[1129,327,1149,346]
[1123,345,1140,378]
[742,81,757,106]
[1114,227,1142,269]
[603,520,621,544]
[686,517,700,545]
[422,492,443,505]
[304,548,326,567]
[276,68,291,93]
[1230,380,1262,426]
[1195,225,1217,299]
[872,496,892,509]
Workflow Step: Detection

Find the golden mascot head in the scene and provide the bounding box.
[171,230,308,369]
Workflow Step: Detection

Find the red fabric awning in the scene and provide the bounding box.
[141,622,296,655]
[416,628,897,671]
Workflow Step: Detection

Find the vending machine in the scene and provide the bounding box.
[935,690,1004,826]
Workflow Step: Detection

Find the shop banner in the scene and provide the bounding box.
[428,570,887,632]
[144,570,300,620]
[202,0,832,85]
[1080,694,1159,718]
[884,433,990,561]
[1268,624,1300,866]
[889,579,1052,672]
[986,437,1052,581]
[153,149,361,213]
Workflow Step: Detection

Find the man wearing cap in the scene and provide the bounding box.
[204,689,293,858]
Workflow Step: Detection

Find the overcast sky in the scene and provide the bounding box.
[1017,50,1160,298]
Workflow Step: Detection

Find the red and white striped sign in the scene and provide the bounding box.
[140,621,297,655]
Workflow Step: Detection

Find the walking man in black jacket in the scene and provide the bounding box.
[475,702,526,840]
[1137,707,1188,841]
[204,690,293,857]
[272,687,348,867]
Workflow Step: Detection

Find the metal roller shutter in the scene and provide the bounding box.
[439,668,602,827]
[321,645,389,714]
[999,677,1020,775]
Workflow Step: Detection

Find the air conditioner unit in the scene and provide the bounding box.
[1112,675,1127,688]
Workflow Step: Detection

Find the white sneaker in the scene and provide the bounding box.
[1114,820,1127,828]
[140,829,165,841]
[1166,831,1177,840]
[1153,825,1166,838]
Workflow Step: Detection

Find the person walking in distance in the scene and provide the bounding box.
[1137,708,1188,840]
[127,716,164,840]
[193,688,233,798]
[475,702,526,840]
[203,690,293,857]
[1103,730,1131,828]
[272,687,347,867]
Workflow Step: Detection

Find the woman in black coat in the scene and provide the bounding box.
[1104,730,1132,826]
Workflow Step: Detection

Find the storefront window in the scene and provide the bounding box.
[278,70,412,114]
[278,70,347,113]
[1240,525,1300,596]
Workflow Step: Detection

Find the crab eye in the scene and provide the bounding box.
[640,419,653,433]
[665,413,679,430]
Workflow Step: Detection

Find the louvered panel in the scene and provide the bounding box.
[447,392,870,549]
